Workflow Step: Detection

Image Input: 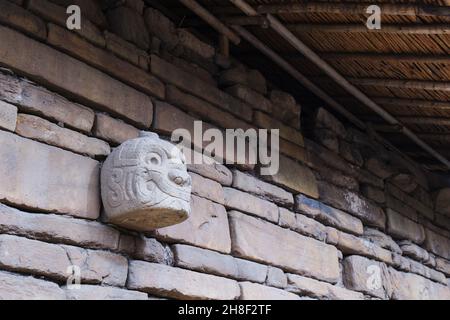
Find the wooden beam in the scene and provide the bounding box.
[399,117,450,126]
[287,23,450,35]
[257,2,450,17]
[374,98,450,110]
[419,134,450,142]
[348,78,450,91]
[321,52,450,64]
[369,123,403,133]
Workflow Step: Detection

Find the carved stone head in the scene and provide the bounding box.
[101,132,191,231]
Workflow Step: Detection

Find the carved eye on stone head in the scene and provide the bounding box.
[169,170,190,187]
[145,153,162,166]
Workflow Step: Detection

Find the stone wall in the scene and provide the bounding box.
[0,0,449,300]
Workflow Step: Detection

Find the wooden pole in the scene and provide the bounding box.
[219,34,230,57]
[287,23,450,35]
[257,2,450,17]
[178,0,241,45]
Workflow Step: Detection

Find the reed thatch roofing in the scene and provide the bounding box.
[154,0,450,172]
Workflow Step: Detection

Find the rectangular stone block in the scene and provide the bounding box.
[0,203,120,250]
[287,273,364,300]
[64,285,148,300]
[0,271,65,300]
[28,0,105,47]
[224,188,279,223]
[173,244,268,283]
[0,0,46,40]
[424,228,450,260]
[177,28,215,60]
[93,113,139,145]
[151,54,252,122]
[190,172,225,205]
[154,195,231,254]
[435,258,450,276]
[128,261,240,300]
[262,155,319,199]
[229,211,340,283]
[318,181,386,229]
[266,266,287,289]
[361,185,385,204]
[239,282,299,300]
[232,170,293,207]
[279,208,328,242]
[0,131,100,219]
[386,183,434,220]
[254,111,304,147]
[0,234,71,281]
[188,162,232,186]
[104,31,148,69]
[0,71,95,133]
[270,90,301,129]
[0,26,153,127]
[226,84,272,113]
[16,114,110,157]
[47,23,164,99]
[0,100,17,131]
[386,209,425,244]
[295,194,363,236]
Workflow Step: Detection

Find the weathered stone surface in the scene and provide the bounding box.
[154,195,231,254]
[0,100,17,131]
[104,31,148,69]
[407,257,447,284]
[64,285,148,300]
[318,182,385,229]
[47,23,163,99]
[94,113,139,145]
[435,257,450,276]
[262,156,319,199]
[389,173,417,194]
[254,111,304,147]
[101,132,191,231]
[340,140,364,167]
[295,194,363,235]
[239,282,299,300]
[314,128,339,153]
[386,209,425,244]
[28,0,105,47]
[16,114,110,157]
[0,71,94,133]
[64,247,128,286]
[424,228,450,260]
[190,172,224,205]
[0,0,46,40]
[287,273,364,300]
[128,261,240,300]
[365,157,395,179]
[173,244,267,283]
[151,55,252,122]
[0,131,100,219]
[232,170,293,206]
[0,234,70,281]
[434,188,450,217]
[361,185,385,204]
[266,267,287,289]
[278,138,308,163]
[334,230,393,265]
[386,183,433,220]
[279,208,328,242]
[363,228,402,254]
[134,237,172,264]
[107,6,149,50]
[389,268,450,300]
[226,85,272,113]
[229,211,340,283]
[188,162,233,186]
[343,255,389,299]
[399,241,429,262]
[0,271,65,300]
[144,8,179,50]
[219,67,267,95]
[315,108,346,138]
[166,85,251,132]
[385,193,418,222]
[0,26,153,127]
[177,29,215,60]
[314,163,359,192]
[0,203,120,250]
[224,188,279,223]
[269,90,300,129]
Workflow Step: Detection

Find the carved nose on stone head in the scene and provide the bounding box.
[169,171,191,187]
